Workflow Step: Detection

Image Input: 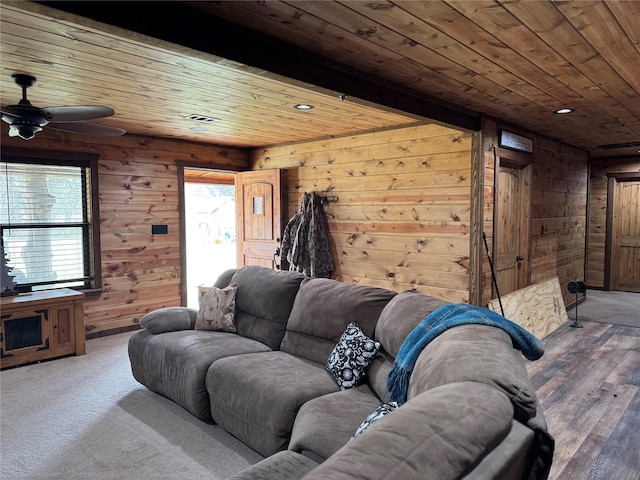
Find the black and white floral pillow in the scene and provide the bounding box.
[326,321,381,389]
[352,402,399,438]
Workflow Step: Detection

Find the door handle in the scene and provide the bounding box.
[516,255,524,262]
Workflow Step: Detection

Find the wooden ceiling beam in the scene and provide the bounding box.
[36,1,480,132]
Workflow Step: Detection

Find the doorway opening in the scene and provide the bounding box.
[183,169,237,309]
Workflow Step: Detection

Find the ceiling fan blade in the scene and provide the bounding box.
[2,105,18,115]
[1,106,20,123]
[44,105,115,123]
[46,121,126,136]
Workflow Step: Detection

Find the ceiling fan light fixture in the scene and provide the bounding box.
[554,107,573,115]
[8,122,42,140]
[2,73,124,139]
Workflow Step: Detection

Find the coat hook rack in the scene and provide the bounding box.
[317,189,339,204]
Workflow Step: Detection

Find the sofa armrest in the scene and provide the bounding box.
[302,382,514,480]
[226,451,318,480]
[140,307,197,334]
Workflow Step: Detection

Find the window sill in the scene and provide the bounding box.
[79,288,103,300]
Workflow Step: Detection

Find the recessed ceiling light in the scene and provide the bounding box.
[554,108,573,114]
[294,104,314,110]
[191,126,207,132]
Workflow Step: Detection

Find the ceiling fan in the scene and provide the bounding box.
[1,73,126,140]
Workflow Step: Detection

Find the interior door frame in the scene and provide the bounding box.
[177,161,242,307]
[492,148,533,298]
[604,172,640,290]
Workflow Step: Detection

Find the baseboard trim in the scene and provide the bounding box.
[86,324,142,340]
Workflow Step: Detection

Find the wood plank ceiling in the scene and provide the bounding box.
[0,2,420,148]
[1,1,639,159]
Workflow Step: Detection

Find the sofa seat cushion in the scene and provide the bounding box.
[407,324,538,422]
[128,329,271,421]
[226,451,319,480]
[302,382,514,480]
[289,383,382,462]
[206,351,339,457]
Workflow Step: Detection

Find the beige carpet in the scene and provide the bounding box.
[567,290,640,328]
[0,331,263,480]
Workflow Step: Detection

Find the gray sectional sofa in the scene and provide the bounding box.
[128,265,554,480]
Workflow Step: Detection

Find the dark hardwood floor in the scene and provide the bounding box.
[526,320,640,480]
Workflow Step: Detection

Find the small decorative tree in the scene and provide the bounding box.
[1,241,17,297]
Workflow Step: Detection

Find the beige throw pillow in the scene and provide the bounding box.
[195,283,238,332]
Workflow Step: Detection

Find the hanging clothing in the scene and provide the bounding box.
[280,192,308,271]
[290,193,312,275]
[308,193,334,278]
[281,192,334,278]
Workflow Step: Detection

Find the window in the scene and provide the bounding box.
[1,154,100,292]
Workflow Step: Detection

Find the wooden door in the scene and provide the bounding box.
[611,180,640,292]
[494,160,531,297]
[235,169,283,268]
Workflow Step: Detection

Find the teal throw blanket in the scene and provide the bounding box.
[386,303,544,404]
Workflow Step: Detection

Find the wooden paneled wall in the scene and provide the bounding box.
[2,118,594,336]
[1,130,248,336]
[531,138,589,308]
[249,123,475,303]
[482,119,589,308]
[587,157,640,288]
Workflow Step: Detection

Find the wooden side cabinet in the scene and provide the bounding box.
[1,288,85,369]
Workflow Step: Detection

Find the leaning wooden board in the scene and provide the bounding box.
[488,276,569,339]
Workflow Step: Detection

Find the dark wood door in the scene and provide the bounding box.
[235,169,283,268]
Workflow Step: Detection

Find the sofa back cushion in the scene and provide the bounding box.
[281,278,396,364]
[231,266,306,349]
[407,324,538,422]
[375,291,449,358]
[212,268,238,288]
[366,291,448,401]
